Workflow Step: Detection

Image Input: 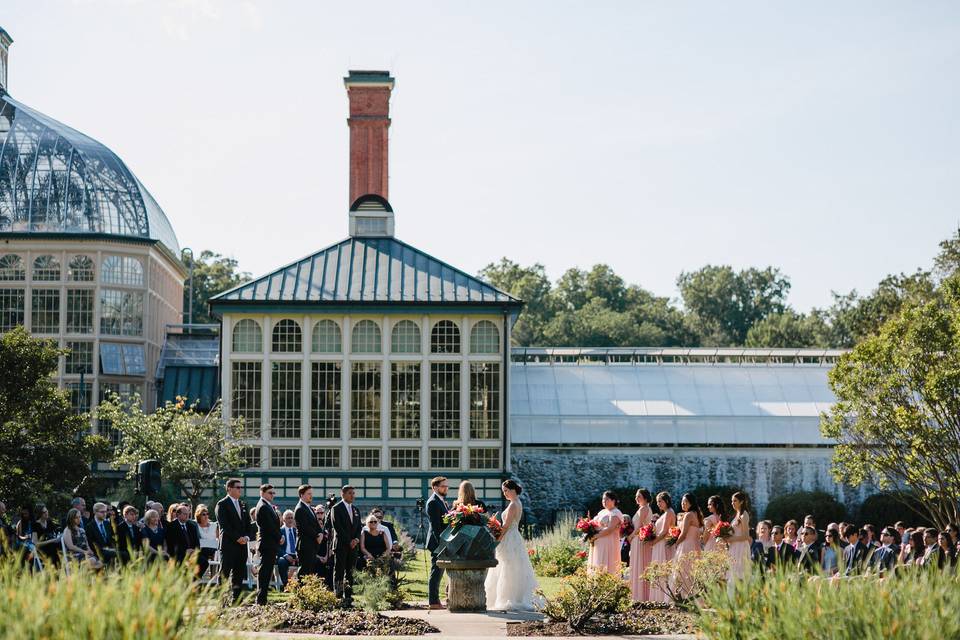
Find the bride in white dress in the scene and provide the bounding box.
[484,479,539,611]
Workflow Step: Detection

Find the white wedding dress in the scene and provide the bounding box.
[484,500,539,611]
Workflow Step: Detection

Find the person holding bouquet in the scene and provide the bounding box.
[649,491,677,603]
[587,491,623,575]
[726,491,752,580]
[671,494,704,597]
[628,489,654,601]
[701,495,726,553]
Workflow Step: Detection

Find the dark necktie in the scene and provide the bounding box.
[287,528,294,553]
[99,521,105,540]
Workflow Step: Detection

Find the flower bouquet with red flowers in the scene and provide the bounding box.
[665,526,682,547]
[487,514,503,540]
[637,524,657,542]
[576,515,601,544]
[620,518,635,539]
[712,520,734,543]
[442,503,486,529]
[575,550,588,559]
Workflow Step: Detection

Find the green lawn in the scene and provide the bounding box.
[398,550,564,602]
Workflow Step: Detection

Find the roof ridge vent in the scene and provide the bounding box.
[349,193,394,237]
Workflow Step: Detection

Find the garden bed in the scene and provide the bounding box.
[223,604,439,635]
[507,602,698,636]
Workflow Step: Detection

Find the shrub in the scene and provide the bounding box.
[288,574,338,612]
[537,569,631,631]
[763,491,847,527]
[355,571,392,613]
[701,568,960,638]
[857,492,934,529]
[527,511,588,576]
[0,554,223,638]
[641,550,730,609]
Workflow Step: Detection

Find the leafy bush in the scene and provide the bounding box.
[701,568,960,638]
[763,491,847,527]
[288,574,338,612]
[538,569,631,631]
[857,492,934,529]
[527,511,588,576]
[355,571,392,613]
[0,554,223,638]
[641,550,730,609]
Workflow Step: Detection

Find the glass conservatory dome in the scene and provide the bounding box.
[0,93,180,255]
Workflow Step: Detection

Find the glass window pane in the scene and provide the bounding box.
[232,319,263,353]
[271,447,301,469]
[310,447,340,469]
[470,363,500,439]
[351,320,381,354]
[32,255,61,281]
[65,341,94,375]
[431,320,461,354]
[231,361,262,437]
[271,362,302,438]
[430,362,461,439]
[99,289,143,336]
[272,319,302,353]
[470,448,500,470]
[0,288,25,331]
[102,255,144,286]
[430,448,460,470]
[350,362,381,439]
[240,446,262,469]
[100,343,124,375]
[391,362,420,439]
[0,255,25,281]
[390,320,420,353]
[68,255,95,281]
[470,321,500,354]
[66,289,94,333]
[121,344,146,376]
[390,448,420,469]
[311,319,342,353]
[311,362,341,439]
[30,289,60,333]
[350,448,380,469]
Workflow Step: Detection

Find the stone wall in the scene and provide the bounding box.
[511,447,870,524]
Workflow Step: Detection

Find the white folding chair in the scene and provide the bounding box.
[200,549,222,584]
[60,536,71,576]
[245,540,259,589]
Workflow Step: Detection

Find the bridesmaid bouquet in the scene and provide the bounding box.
[637,524,657,542]
[620,519,635,539]
[712,520,734,543]
[576,516,600,544]
[665,526,682,547]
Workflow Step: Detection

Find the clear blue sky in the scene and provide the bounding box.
[3,1,958,311]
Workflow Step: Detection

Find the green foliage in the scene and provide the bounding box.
[98,395,247,506]
[641,550,730,609]
[182,250,251,325]
[0,553,224,638]
[288,574,339,612]
[0,327,110,511]
[478,258,555,345]
[821,276,960,527]
[526,512,588,577]
[701,568,960,639]
[745,310,827,347]
[858,493,934,529]
[537,569,631,631]
[355,570,392,613]
[762,491,847,527]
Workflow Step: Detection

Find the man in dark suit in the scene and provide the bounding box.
[117,505,143,565]
[842,524,870,576]
[166,504,201,564]
[215,478,251,602]
[294,484,323,578]
[869,527,899,576]
[796,526,821,573]
[767,525,797,570]
[86,502,118,564]
[331,485,362,602]
[425,476,450,609]
[254,484,283,604]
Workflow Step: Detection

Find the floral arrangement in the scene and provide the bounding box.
[487,515,503,539]
[665,526,682,547]
[620,518,635,539]
[442,503,486,529]
[637,524,657,542]
[576,516,601,544]
[575,550,588,559]
[712,521,734,542]
[528,548,536,557]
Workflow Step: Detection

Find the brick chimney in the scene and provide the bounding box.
[0,27,12,95]
[344,70,394,205]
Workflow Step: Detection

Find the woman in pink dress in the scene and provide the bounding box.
[587,491,624,575]
[628,488,654,601]
[726,491,752,581]
[649,491,676,603]
[701,495,725,553]
[671,493,703,599]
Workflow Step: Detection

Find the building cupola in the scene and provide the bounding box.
[349,193,394,237]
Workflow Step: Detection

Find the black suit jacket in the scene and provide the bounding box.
[116,520,143,560]
[767,542,797,568]
[85,518,116,557]
[426,493,448,552]
[215,495,251,557]
[295,501,321,558]
[165,519,200,562]
[843,540,870,575]
[256,500,282,555]
[797,542,821,573]
[331,501,362,553]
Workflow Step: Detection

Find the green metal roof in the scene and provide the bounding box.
[210,236,522,307]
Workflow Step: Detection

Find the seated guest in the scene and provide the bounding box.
[166,504,180,526]
[62,508,102,569]
[277,510,298,590]
[870,526,899,576]
[920,527,941,569]
[195,505,219,578]
[894,521,909,546]
[937,531,956,570]
[802,515,822,543]
[31,504,60,566]
[783,520,800,549]
[141,509,168,560]
[767,525,797,570]
[827,522,847,549]
[85,502,118,564]
[371,507,401,555]
[796,526,821,573]
[862,524,879,549]
[842,524,870,576]
[821,529,841,575]
[116,505,143,565]
[751,520,773,567]
[902,529,926,567]
[165,504,200,566]
[359,515,391,571]
[68,498,88,529]
[15,506,37,560]
[945,523,959,552]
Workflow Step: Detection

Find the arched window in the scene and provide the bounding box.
[233,319,263,353]
[351,320,381,354]
[0,254,25,281]
[431,320,461,354]
[272,319,302,352]
[312,319,342,353]
[470,320,500,354]
[102,255,144,286]
[391,320,421,354]
[68,255,95,281]
[32,255,61,281]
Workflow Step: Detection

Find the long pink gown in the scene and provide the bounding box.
[649,509,676,603]
[670,513,702,598]
[629,504,653,601]
[726,511,752,580]
[702,514,719,553]
[587,508,623,575]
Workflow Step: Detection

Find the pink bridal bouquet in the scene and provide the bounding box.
[637,524,657,542]
[712,520,734,543]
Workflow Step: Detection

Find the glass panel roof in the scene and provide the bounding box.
[0,94,180,254]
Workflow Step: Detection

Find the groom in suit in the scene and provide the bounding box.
[331,485,362,603]
[425,476,450,610]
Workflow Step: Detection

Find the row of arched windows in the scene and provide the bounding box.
[0,253,142,285]
[232,318,501,355]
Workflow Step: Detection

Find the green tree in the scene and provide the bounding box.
[182,250,251,325]
[0,327,108,510]
[98,396,248,506]
[821,277,960,527]
[479,258,555,345]
[745,310,828,348]
[934,226,960,280]
[677,265,791,346]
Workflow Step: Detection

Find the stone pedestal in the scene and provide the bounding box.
[436,558,498,612]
